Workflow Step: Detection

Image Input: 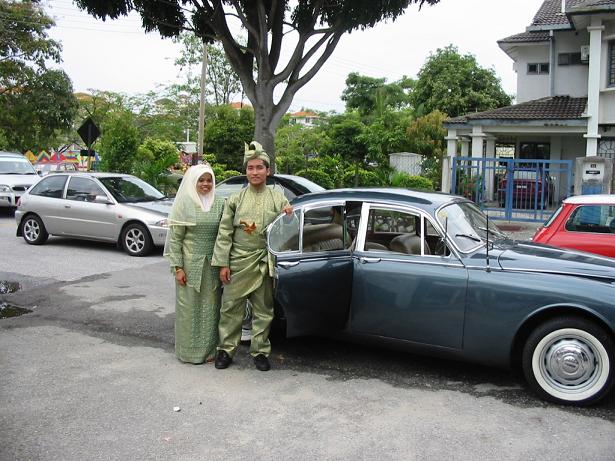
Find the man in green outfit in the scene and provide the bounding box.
[212,141,292,371]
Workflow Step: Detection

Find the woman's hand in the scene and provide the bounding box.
[220,267,231,284]
[283,205,293,216]
[175,268,187,286]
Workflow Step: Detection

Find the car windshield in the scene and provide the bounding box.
[98,176,165,203]
[281,175,325,193]
[437,201,506,252]
[0,160,37,174]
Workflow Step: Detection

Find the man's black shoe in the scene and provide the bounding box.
[214,350,232,369]
[253,354,270,371]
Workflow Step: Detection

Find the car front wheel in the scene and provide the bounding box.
[21,214,49,245]
[522,317,614,405]
[121,223,153,257]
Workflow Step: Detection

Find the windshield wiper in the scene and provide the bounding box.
[455,233,482,242]
[477,226,506,238]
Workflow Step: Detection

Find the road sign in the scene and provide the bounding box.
[77,117,100,147]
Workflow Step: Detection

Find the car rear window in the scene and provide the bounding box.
[29,175,67,198]
[565,205,615,234]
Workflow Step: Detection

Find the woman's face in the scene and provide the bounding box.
[196,172,213,195]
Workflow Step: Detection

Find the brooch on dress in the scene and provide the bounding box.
[240,220,257,235]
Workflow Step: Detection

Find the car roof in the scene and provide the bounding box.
[563,194,615,205]
[46,171,135,179]
[291,188,463,212]
[0,151,28,159]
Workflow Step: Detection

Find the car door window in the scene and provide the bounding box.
[268,209,301,253]
[66,177,105,202]
[565,205,615,233]
[302,205,349,253]
[28,175,67,198]
[363,207,439,256]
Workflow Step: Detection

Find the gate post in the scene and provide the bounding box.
[441,156,452,193]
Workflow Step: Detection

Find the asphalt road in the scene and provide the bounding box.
[1,209,614,461]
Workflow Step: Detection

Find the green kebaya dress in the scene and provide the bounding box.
[167,196,225,363]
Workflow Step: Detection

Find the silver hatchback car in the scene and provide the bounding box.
[15,172,171,256]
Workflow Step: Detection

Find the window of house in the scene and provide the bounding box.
[609,41,615,87]
[520,142,550,160]
[527,62,549,75]
[558,52,583,66]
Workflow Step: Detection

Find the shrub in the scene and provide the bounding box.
[389,171,434,190]
[342,168,381,187]
[295,168,334,189]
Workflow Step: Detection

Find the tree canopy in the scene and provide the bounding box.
[75,0,440,168]
[341,72,412,116]
[0,0,77,151]
[411,45,512,118]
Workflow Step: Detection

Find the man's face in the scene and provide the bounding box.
[246,159,270,186]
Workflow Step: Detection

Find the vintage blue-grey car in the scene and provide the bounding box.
[266,189,615,406]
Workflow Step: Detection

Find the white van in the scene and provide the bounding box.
[0,152,40,209]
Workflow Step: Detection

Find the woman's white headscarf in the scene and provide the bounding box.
[163,164,216,259]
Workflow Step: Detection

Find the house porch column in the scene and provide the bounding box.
[485,136,496,200]
[442,129,458,193]
[585,20,603,156]
[471,126,486,159]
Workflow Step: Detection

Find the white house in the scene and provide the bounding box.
[289,110,321,127]
[443,0,615,169]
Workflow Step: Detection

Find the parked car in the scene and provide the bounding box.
[216,174,325,200]
[15,172,171,256]
[34,162,79,176]
[532,194,615,258]
[0,151,40,210]
[497,168,555,208]
[266,188,615,405]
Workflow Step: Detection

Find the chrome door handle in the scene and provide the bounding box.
[359,257,381,264]
[278,261,300,268]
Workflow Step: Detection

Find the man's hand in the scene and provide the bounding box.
[220,267,231,284]
[283,205,293,216]
[175,268,187,286]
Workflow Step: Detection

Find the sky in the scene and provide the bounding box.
[43,0,546,113]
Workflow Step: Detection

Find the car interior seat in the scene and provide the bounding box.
[302,223,344,252]
[389,233,431,255]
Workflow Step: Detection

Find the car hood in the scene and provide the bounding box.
[0,174,39,186]
[497,241,615,280]
[124,199,174,216]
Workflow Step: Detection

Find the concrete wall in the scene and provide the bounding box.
[515,45,550,102]
[553,30,589,97]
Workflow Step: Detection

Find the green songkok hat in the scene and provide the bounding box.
[243,141,270,167]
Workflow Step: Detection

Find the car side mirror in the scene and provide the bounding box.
[36,170,42,176]
[94,195,112,204]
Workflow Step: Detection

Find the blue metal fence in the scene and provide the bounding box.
[452,157,573,222]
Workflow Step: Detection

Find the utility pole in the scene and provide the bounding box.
[196,42,208,165]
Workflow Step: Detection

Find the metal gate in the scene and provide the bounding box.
[452,157,573,222]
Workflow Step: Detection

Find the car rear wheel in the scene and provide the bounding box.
[121,223,153,257]
[21,214,48,245]
[522,317,614,405]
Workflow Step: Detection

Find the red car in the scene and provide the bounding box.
[533,194,615,258]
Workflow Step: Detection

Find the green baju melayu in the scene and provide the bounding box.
[167,196,225,364]
[212,185,289,358]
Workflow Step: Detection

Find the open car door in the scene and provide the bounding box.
[267,203,353,337]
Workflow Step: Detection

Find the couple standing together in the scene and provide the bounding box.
[163,141,292,371]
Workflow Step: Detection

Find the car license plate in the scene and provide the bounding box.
[516,185,527,189]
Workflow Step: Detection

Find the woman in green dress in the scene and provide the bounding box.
[164,164,225,364]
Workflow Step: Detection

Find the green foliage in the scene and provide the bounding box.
[389,172,434,190]
[204,105,255,171]
[307,154,345,188]
[0,69,78,151]
[342,168,381,187]
[218,169,241,181]
[295,169,335,189]
[274,123,329,174]
[75,0,440,164]
[411,45,512,118]
[420,156,442,190]
[406,110,447,158]
[132,138,179,192]
[98,111,141,173]
[0,2,77,151]
[342,72,412,116]
[0,0,61,94]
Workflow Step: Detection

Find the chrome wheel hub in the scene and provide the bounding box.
[125,229,145,253]
[24,220,39,241]
[542,338,597,388]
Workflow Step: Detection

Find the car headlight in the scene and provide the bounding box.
[154,219,168,228]
[0,185,10,193]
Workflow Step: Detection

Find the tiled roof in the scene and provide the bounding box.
[445,96,587,124]
[290,111,319,117]
[530,0,586,28]
[498,31,551,44]
[568,0,615,11]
